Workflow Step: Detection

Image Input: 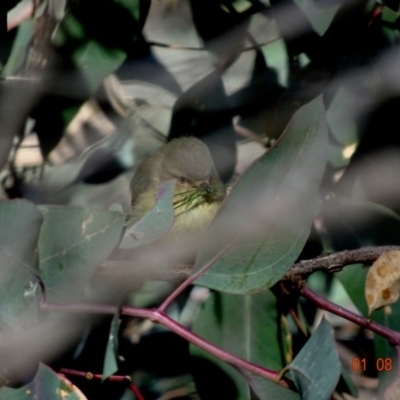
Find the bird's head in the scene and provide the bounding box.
[156,137,226,211]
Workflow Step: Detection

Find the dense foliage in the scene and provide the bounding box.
[1,0,400,399]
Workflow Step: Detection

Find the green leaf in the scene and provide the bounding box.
[103,314,121,380]
[249,373,301,400]
[0,363,84,400]
[195,96,328,294]
[327,88,359,146]
[72,41,126,93]
[288,317,341,400]
[38,206,125,302]
[336,264,368,316]
[294,0,340,36]
[2,21,34,77]
[191,290,289,398]
[120,180,175,249]
[324,198,400,391]
[0,200,42,333]
[52,0,150,92]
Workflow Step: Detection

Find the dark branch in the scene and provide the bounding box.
[283,246,400,282]
[99,245,400,284]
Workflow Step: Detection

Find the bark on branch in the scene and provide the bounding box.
[98,245,400,284]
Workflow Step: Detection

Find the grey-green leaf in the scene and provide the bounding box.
[294,0,340,36]
[288,317,341,400]
[120,180,175,249]
[102,313,121,380]
[38,206,125,302]
[249,373,301,400]
[0,200,42,333]
[191,290,289,398]
[195,96,328,294]
[0,363,83,399]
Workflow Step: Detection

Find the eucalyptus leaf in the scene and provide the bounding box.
[294,0,340,36]
[0,363,85,400]
[120,180,175,249]
[2,20,34,77]
[102,313,121,380]
[191,290,288,398]
[249,373,301,400]
[38,206,125,302]
[288,317,341,400]
[0,200,42,333]
[195,96,328,294]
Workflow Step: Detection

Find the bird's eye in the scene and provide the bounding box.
[178,177,187,184]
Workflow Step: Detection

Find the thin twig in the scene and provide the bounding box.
[59,368,144,400]
[148,37,280,53]
[300,284,400,346]
[157,240,237,313]
[284,246,400,282]
[99,245,400,284]
[42,301,287,385]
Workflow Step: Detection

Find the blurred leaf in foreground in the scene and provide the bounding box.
[38,205,125,302]
[0,363,86,400]
[195,96,328,294]
[0,200,42,334]
[120,180,175,249]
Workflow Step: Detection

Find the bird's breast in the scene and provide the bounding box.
[172,201,220,234]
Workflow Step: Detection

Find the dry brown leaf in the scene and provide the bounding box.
[365,251,400,316]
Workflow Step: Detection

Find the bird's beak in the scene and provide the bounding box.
[198,181,211,193]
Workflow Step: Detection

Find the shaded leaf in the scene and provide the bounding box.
[321,197,400,251]
[120,180,175,249]
[2,20,34,77]
[365,251,400,315]
[195,96,328,294]
[191,290,287,398]
[336,366,359,399]
[288,317,341,400]
[168,70,236,182]
[384,375,400,400]
[0,363,86,400]
[102,313,121,380]
[293,0,340,36]
[38,206,125,302]
[336,264,368,317]
[326,87,358,147]
[34,0,151,157]
[249,373,301,400]
[337,264,400,376]
[0,200,42,333]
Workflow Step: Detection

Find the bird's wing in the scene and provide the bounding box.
[130,161,154,207]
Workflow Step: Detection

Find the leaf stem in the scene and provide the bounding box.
[299,284,400,345]
[157,240,236,313]
[42,301,287,385]
[59,368,144,400]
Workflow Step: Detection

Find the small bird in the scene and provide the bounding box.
[129,136,226,236]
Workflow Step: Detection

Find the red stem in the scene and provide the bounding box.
[300,285,400,345]
[59,368,144,399]
[129,382,145,400]
[158,241,236,313]
[42,301,285,385]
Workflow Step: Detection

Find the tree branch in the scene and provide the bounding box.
[299,284,400,345]
[100,245,400,284]
[41,301,288,386]
[283,246,400,282]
